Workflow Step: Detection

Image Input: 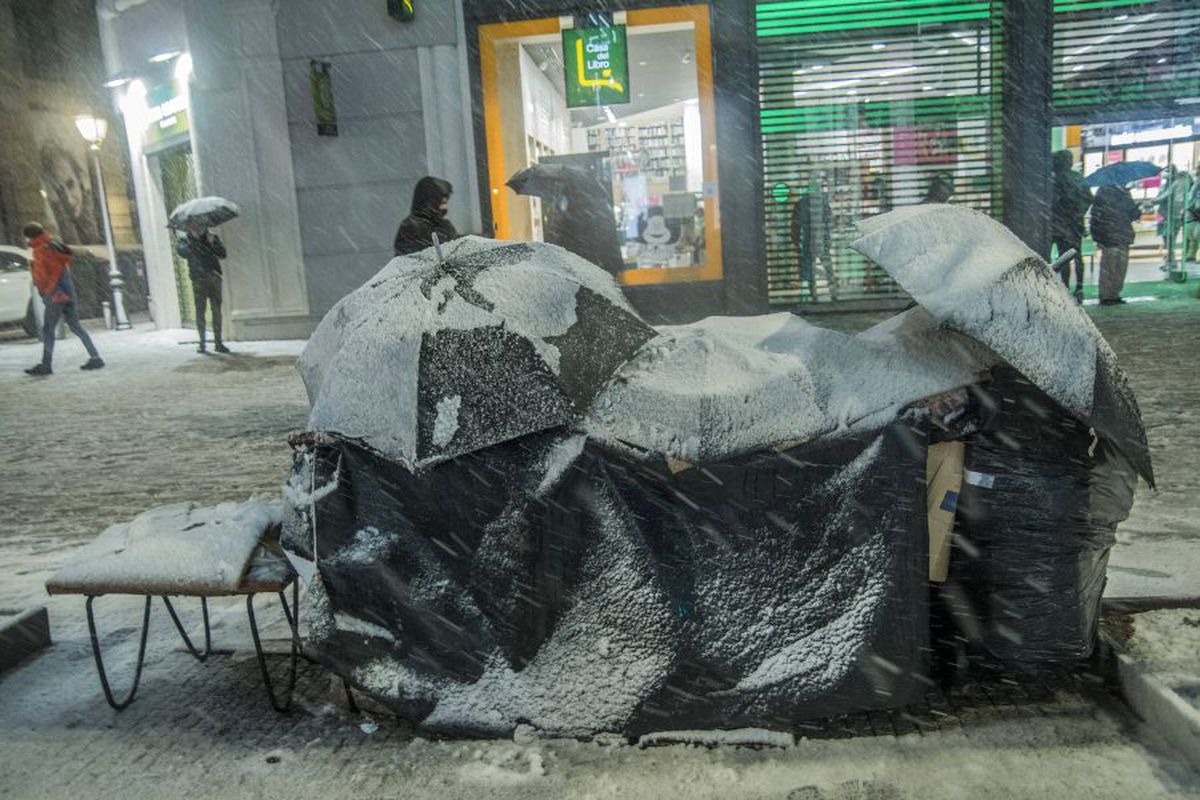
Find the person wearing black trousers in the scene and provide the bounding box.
[177,222,229,354]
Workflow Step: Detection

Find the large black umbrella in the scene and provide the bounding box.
[168,196,240,230]
[507,164,625,275]
[852,204,1153,486]
[298,236,654,470]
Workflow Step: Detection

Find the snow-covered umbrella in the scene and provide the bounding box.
[168,196,240,230]
[851,204,1153,486]
[298,236,655,470]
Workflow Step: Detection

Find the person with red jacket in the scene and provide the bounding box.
[22,222,104,376]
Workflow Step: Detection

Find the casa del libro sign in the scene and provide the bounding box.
[563,23,631,108]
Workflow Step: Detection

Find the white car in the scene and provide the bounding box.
[0,245,42,337]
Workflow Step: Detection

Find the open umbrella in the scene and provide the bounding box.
[507,163,624,274]
[168,196,240,230]
[298,236,655,470]
[1084,160,1161,188]
[851,203,1153,486]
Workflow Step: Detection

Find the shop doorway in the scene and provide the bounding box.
[478,6,721,288]
[152,144,198,325]
[1053,119,1200,285]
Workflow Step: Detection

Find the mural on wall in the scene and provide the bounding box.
[29,111,103,244]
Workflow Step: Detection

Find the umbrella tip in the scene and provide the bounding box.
[432,232,446,264]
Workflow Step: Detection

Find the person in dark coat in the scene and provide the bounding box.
[790,178,835,301]
[177,222,229,353]
[394,176,458,256]
[1089,184,1141,305]
[1050,149,1092,300]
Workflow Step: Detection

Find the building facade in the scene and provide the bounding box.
[0,0,138,250]
[94,0,1200,339]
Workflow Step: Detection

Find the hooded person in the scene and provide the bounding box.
[394,176,458,257]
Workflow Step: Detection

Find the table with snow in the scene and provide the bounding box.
[45,500,300,712]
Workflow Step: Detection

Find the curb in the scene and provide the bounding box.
[0,606,51,672]
[1102,630,1200,769]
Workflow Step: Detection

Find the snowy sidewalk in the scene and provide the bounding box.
[1,307,1199,798]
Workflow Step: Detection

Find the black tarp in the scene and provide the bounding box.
[282,421,931,737]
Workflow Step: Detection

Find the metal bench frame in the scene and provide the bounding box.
[79,580,299,713]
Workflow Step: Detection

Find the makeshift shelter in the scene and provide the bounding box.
[282,207,1149,737]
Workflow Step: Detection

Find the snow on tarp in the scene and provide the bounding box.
[298,236,653,472]
[584,312,990,463]
[852,204,1153,486]
[284,425,929,738]
[46,499,281,596]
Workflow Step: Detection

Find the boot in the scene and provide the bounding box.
[81,357,105,370]
[213,341,230,354]
[25,363,52,376]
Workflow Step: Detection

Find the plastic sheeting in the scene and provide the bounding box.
[282,423,930,737]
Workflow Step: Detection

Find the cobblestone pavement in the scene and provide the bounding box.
[1,303,1199,798]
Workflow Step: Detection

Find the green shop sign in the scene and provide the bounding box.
[144,80,188,146]
[563,24,630,108]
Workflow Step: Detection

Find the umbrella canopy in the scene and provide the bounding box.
[1084,160,1161,188]
[168,196,240,230]
[851,203,1153,486]
[507,163,625,275]
[299,236,655,471]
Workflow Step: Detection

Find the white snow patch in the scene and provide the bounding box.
[535,434,587,496]
[46,498,281,595]
[432,395,462,448]
[333,612,396,643]
[1123,609,1200,711]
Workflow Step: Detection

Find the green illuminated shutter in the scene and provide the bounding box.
[1053,0,1200,122]
[757,0,1004,307]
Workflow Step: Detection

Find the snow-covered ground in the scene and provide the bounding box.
[1,307,1199,798]
[1123,608,1200,712]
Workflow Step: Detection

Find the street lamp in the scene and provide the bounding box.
[74,113,132,330]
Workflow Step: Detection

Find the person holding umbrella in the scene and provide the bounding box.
[1085,161,1159,305]
[1089,184,1141,305]
[177,222,229,354]
[170,197,239,354]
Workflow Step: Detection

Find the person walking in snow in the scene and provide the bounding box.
[177,222,229,354]
[393,176,458,257]
[1050,150,1092,301]
[22,222,104,376]
[1090,184,1140,305]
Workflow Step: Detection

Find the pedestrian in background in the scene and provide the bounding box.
[1184,164,1200,264]
[1090,184,1140,305]
[394,176,458,256]
[1155,165,1192,262]
[1050,150,1092,301]
[177,222,229,354]
[22,222,104,376]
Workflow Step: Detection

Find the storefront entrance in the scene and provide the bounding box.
[478,6,721,289]
[152,144,198,325]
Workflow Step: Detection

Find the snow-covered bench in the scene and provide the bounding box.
[45,500,300,712]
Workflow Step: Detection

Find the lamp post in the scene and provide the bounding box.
[74,114,131,330]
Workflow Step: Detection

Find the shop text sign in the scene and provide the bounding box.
[145,80,189,146]
[563,25,630,108]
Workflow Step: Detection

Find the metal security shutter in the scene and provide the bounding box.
[1054,0,1200,124]
[757,1,1004,308]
